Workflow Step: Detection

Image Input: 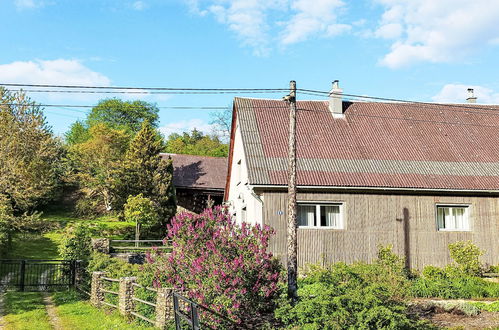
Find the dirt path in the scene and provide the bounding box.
[42,293,63,330]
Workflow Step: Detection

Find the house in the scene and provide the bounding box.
[225,82,499,270]
[161,153,227,214]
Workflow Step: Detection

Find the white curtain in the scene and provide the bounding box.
[298,205,315,226]
[321,205,340,227]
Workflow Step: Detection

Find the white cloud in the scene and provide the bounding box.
[160,119,214,137]
[432,84,499,104]
[0,59,111,101]
[281,0,349,45]
[131,1,147,10]
[186,0,349,54]
[0,59,111,86]
[374,0,499,68]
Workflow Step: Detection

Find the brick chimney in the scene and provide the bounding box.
[466,88,477,103]
[329,80,343,117]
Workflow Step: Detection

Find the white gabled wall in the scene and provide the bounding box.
[227,118,263,225]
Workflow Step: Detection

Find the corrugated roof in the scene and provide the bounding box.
[160,153,227,190]
[234,97,499,190]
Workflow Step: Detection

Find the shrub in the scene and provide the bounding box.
[275,253,431,330]
[147,206,282,326]
[58,224,92,262]
[449,241,484,276]
[410,265,499,299]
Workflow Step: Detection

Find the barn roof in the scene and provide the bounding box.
[233,97,499,190]
[160,153,227,191]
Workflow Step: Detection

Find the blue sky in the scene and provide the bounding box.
[2,0,499,136]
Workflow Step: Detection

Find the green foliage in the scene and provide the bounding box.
[87,99,160,133]
[0,88,62,212]
[66,123,130,212]
[124,194,159,236]
[65,120,91,145]
[409,265,499,299]
[165,128,228,157]
[65,99,160,146]
[58,224,92,262]
[112,121,176,236]
[469,301,499,312]
[276,246,432,329]
[449,240,484,276]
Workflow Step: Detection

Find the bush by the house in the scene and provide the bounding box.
[409,241,499,299]
[409,265,499,299]
[448,240,484,276]
[147,206,282,326]
[275,246,432,329]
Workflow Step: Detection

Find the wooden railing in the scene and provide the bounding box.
[109,240,172,253]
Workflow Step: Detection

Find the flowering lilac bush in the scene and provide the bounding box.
[147,206,282,324]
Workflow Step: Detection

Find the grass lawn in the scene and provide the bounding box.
[52,290,157,330]
[1,291,157,330]
[2,292,52,330]
[4,208,135,260]
[5,232,62,260]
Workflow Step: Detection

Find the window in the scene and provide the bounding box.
[436,205,470,231]
[298,203,343,229]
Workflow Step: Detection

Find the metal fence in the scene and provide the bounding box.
[0,259,76,291]
[173,291,242,330]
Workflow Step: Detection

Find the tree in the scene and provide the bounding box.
[0,88,62,212]
[209,107,232,142]
[112,121,176,235]
[124,194,159,241]
[65,99,160,145]
[67,124,130,212]
[165,129,228,157]
[87,99,159,132]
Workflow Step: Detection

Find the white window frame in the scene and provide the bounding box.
[297,202,344,229]
[435,204,471,232]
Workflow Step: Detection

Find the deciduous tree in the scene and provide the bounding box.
[0,88,62,212]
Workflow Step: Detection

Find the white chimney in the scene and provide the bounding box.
[466,88,477,103]
[329,80,343,117]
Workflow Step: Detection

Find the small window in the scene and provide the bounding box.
[298,203,343,229]
[241,206,247,223]
[436,205,470,231]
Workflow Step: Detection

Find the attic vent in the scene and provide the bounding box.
[466,88,477,103]
[329,80,343,117]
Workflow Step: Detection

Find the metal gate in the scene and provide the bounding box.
[0,260,76,291]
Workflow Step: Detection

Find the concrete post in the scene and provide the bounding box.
[90,271,105,307]
[91,238,110,254]
[155,287,173,329]
[119,277,136,318]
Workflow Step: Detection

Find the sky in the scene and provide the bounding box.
[2,0,499,136]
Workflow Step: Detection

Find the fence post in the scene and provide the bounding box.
[91,238,110,254]
[90,271,105,307]
[155,287,173,329]
[119,277,136,318]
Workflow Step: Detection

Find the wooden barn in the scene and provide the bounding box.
[161,153,227,214]
[225,83,499,270]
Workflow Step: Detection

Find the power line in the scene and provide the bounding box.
[1,83,287,92]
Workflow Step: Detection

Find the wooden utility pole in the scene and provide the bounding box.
[286,80,298,301]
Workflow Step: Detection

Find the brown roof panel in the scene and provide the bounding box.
[235,97,499,190]
[160,153,227,190]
